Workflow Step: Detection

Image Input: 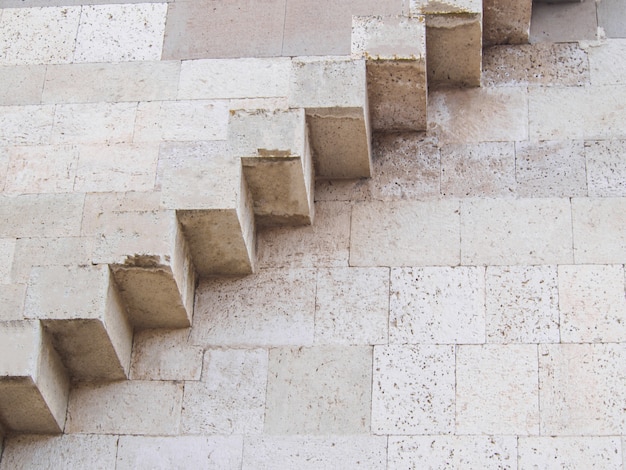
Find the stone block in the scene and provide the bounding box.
[289,57,371,178]
[0,238,16,283]
[43,61,180,104]
[230,108,314,226]
[0,284,26,321]
[265,346,372,434]
[91,210,195,329]
[181,349,267,435]
[572,198,626,264]
[0,321,69,434]
[0,65,46,105]
[352,15,427,131]
[457,344,539,435]
[585,140,626,197]
[315,267,389,345]
[24,265,133,380]
[160,141,255,276]
[530,0,598,43]
[74,3,167,62]
[191,269,316,347]
[350,200,461,267]
[82,192,162,226]
[372,344,455,434]
[0,434,117,470]
[460,198,573,265]
[388,436,517,469]
[0,105,55,145]
[597,0,626,38]
[0,7,81,65]
[483,0,532,45]
[518,436,623,470]
[117,436,243,470]
[66,381,183,435]
[390,267,486,344]
[588,40,626,86]
[178,58,290,100]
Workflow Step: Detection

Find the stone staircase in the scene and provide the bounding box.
[0,0,532,436]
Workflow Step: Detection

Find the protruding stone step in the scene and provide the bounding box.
[483,0,532,46]
[410,0,482,88]
[160,141,256,276]
[352,15,428,132]
[289,57,372,179]
[0,321,69,434]
[229,108,314,226]
[24,265,133,381]
[91,209,196,329]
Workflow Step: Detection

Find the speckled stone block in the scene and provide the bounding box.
[66,381,183,435]
[483,0,531,45]
[117,436,243,470]
[350,200,461,267]
[182,349,267,435]
[456,344,539,435]
[460,198,573,265]
[518,436,623,470]
[585,140,626,197]
[388,435,517,470]
[486,265,559,343]
[539,343,626,435]
[572,198,626,264]
[315,268,389,345]
[265,346,372,434]
[0,65,46,105]
[191,269,316,347]
[441,142,516,197]
[390,267,485,344]
[0,105,55,145]
[242,436,387,469]
[372,344,455,434]
[588,40,626,86]
[74,3,167,62]
[558,265,626,343]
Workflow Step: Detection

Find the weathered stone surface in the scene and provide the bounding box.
[597,0,626,38]
[572,198,626,264]
[372,344,455,434]
[0,284,26,321]
[585,140,626,197]
[530,0,598,43]
[587,39,626,86]
[66,381,183,435]
[0,321,69,434]
[390,267,485,344]
[350,200,460,267]
[0,65,46,105]
[181,349,267,435]
[265,346,372,434]
[483,0,531,45]
[518,436,623,470]
[0,239,15,284]
[457,344,539,435]
[0,105,55,145]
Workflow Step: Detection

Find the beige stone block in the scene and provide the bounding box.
[0,65,45,105]
[117,436,243,470]
[588,39,626,86]
[460,198,573,265]
[0,284,26,321]
[315,267,389,345]
[43,61,180,104]
[388,435,517,469]
[52,102,136,144]
[181,349,267,435]
[390,266,485,344]
[178,58,290,100]
[0,238,16,283]
[572,198,626,264]
[441,142,516,197]
[265,346,372,434]
[483,0,532,45]
[518,436,623,470]
[242,436,387,470]
[457,344,539,435]
[0,105,54,145]
[559,265,626,343]
[585,140,626,197]
[372,344,455,434]
[257,201,351,268]
[66,380,183,435]
[0,434,117,470]
[92,210,195,329]
[24,265,133,380]
[0,7,81,65]
[0,320,69,434]
[410,0,481,14]
[429,88,528,143]
[539,343,626,435]
[314,178,372,202]
[350,200,461,267]
[0,193,84,238]
[486,265,559,344]
[130,329,202,381]
[529,86,626,141]
[74,3,167,62]
[191,269,316,347]
[4,144,78,194]
[289,57,371,178]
